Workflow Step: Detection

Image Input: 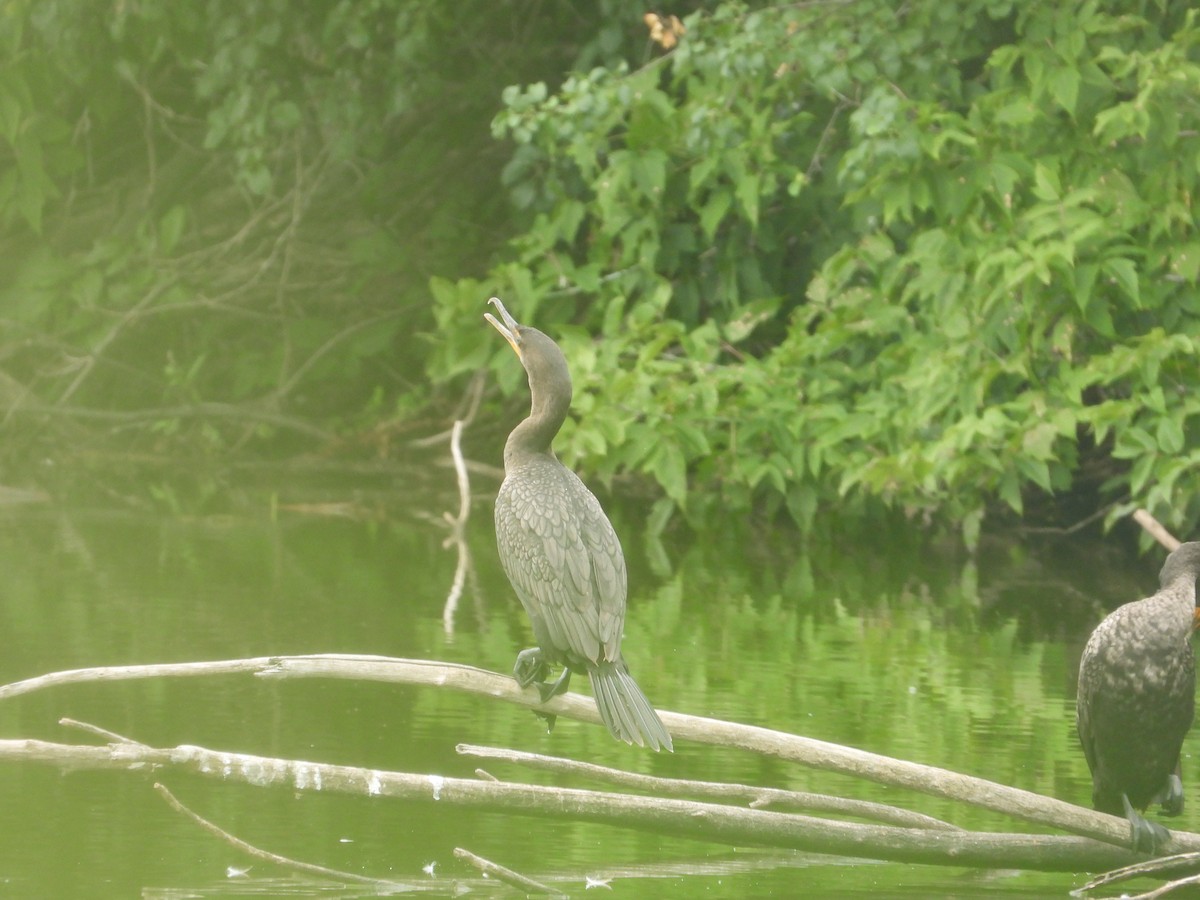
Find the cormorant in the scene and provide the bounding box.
[1077,541,1200,853]
[485,297,672,751]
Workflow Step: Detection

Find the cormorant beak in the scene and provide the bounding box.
[1193,607,1200,633]
[485,297,523,359]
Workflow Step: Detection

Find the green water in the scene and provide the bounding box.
[0,494,1184,897]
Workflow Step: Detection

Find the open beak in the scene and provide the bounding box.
[1193,607,1200,633]
[485,297,522,358]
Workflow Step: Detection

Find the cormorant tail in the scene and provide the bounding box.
[589,660,673,752]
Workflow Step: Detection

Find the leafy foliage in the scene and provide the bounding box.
[1,1,1197,535]
[0,1,650,493]
[434,1,1200,541]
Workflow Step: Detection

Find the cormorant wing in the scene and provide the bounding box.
[495,462,627,665]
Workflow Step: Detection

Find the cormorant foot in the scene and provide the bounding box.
[513,648,548,688]
[534,666,572,702]
[1124,795,1172,854]
[532,710,558,733]
[1161,773,1185,817]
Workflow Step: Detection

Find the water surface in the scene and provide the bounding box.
[0,490,1181,897]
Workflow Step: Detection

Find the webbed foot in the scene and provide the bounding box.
[1124,794,1172,854]
[534,666,572,703]
[1161,773,1185,817]
[514,650,572,732]
[513,648,548,688]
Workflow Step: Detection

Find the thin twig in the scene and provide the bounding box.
[56,280,175,405]
[153,782,395,886]
[442,419,472,635]
[456,743,959,831]
[453,847,564,897]
[409,374,486,449]
[275,311,403,401]
[59,718,145,746]
[1126,873,1200,899]
[1134,508,1182,552]
[446,419,471,530]
[1074,850,1200,895]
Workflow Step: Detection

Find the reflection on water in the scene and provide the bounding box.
[0,497,1184,896]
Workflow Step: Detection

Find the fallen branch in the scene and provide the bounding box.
[153,782,394,887]
[456,743,958,831]
[0,735,1146,872]
[0,654,1187,852]
[440,418,474,635]
[1133,509,1182,552]
[453,847,563,897]
[1126,874,1200,899]
[1075,851,1200,896]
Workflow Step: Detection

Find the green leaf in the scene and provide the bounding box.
[1031,163,1060,202]
[998,470,1023,514]
[699,191,732,240]
[1104,257,1140,307]
[631,150,667,196]
[1157,416,1185,455]
[648,441,688,506]
[735,172,760,225]
[1170,243,1200,284]
[1014,456,1051,491]
[1047,67,1080,116]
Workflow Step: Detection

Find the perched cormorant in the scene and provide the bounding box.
[1077,541,1200,853]
[485,297,672,751]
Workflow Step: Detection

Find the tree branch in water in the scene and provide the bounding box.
[0,734,1146,873]
[0,653,1182,852]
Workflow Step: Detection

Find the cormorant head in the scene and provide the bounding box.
[485,297,572,402]
[1158,541,1200,592]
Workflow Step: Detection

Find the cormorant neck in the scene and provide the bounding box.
[1156,541,1200,633]
[504,370,572,465]
[1159,542,1200,595]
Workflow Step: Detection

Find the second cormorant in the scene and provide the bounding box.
[485,297,672,751]
[1077,541,1200,853]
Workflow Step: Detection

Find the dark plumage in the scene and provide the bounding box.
[485,297,672,751]
[1076,541,1200,853]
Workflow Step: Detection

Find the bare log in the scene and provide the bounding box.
[456,743,959,831]
[0,654,1188,852]
[453,847,564,897]
[0,736,1144,873]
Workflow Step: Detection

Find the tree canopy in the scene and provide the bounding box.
[1,1,1197,542]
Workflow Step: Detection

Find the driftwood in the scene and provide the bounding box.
[0,653,1175,853]
[457,742,961,831]
[453,847,564,897]
[0,732,1145,873]
[0,652,1194,870]
[1077,852,1200,899]
[153,782,395,887]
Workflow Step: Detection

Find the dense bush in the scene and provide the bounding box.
[432,1,1200,542]
[0,1,645,477]
[0,1,1196,538]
